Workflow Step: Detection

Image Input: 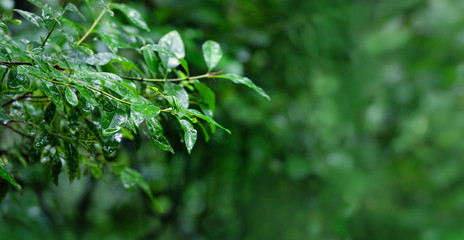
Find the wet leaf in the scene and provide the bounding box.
[65,87,79,107]
[215,73,270,100]
[182,109,231,134]
[44,102,56,124]
[34,132,51,149]
[194,81,215,117]
[62,140,79,183]
[7,69,27,90]
[179,119,197,153]
[50,154,62,185]
[165,82,189,110]
[41,81,65,112]
[102,132,122,158]
[96,0,114,16]
[110,3,149,31]
[130,97,160,127]
[0,159,21,191]
[101,107,128,136]
[202,40,222,71]
[146,117,174,153]
[14,9,44,27]
[158,30,185,69]
[121,167,163,212]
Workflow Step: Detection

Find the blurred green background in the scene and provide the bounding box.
[3,0,464,239]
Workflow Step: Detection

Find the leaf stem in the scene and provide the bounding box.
[41,0,68,47]
[76,9,106,47]
[86,85,132,105]
[121,71,222,82]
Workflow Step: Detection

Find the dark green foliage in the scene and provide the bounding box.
[0,0,266,207]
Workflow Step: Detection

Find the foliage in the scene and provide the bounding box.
[0,0,267,208]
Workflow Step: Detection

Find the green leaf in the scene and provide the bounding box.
[179,119,197,154]
[202,40,222,71]
[130,97,160,127]
[63,140,79,183]
[50,154,62,186]
[96,0,114,16]
[14,9,44,27]
[102,132,122,159]
[142,46,159,77]
[0,108,11,125]
[44,102,56,124]
[102,108,128,137]
[65,87,79,107]
[33,132,51,149]
[0,159,21,191]
[75,86,98,106]
[146,117,174,153]
[85,52,141,73]
[40,81,65,112]
[165,82,189,110]
[182,109,231,134]
[158,30,185,69]
[65,3,86,21]
[110,3,149,31]
[215,73,270,100]
[121,167,163,212]
[7,69,27,90]
[194,81,215,117]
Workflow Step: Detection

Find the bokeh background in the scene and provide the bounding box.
[2,0,464,239]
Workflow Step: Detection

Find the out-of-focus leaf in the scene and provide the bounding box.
[96,0,114,16]
[215,73,270,100]
[0,159,21,191]
[14,9,44,27]
[34,132,51,149]
[146,117,174,153]
[65,87,79,107]
[50,154,62,185]
[110,3,149,31]
[7,69,27,90]
[44,102,56,124]
[202,40,222,71]
[179,119,197,153]
[65,3,86,21]
[62,140,79,183]
[158,30,185,69]
[121,167,163,212]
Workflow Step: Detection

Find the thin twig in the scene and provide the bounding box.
[41,0,69,47]
[2,92,32,107]
[121,71,222,82]
[76,9,106,47]
[3,124,33,140]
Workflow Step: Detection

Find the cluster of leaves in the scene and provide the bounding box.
[0,0,268,210]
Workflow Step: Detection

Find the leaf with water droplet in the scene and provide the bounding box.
[75,86,98,106]
[62,140,79,183]
[110,3,149,31]
[7,69,27,90]
[178,119,197,154]
[146,117,174,153]
[130,97,160,127]
[101,106,128,137]
[96,0,114,16]
[102,132,122,159]
[214,73,270,100]
[40,81,65,112]
[65,3,86,21]
[65,87,79,107]
[14,9,44,27]
[0,108,11,125]
[121,167,163,212]
[33,131,51,149]
[158,31,185,69]
[202,40,222,71]
[165,82,189,110]
[50,154,62,186]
